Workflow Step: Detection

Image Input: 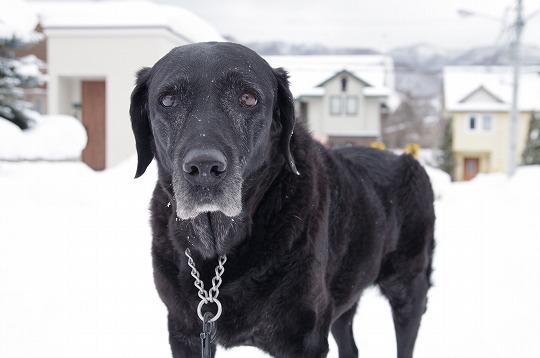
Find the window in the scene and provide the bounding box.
[482,115,493,131]
[341,77,348,92]
[467,114,494,133]
[330,96,342,115]
[346,96,358,115]
[469,115,476,130]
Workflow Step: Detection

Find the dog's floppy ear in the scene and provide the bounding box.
[273,68,300,175]
[130,67,154,178]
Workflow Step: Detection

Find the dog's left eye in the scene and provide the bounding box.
[160,94,177,108]
[239,92,258,108]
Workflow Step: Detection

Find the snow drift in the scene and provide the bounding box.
[0,115,87,161]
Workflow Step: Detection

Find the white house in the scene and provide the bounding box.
[443,66,540,180]
[265,55,397,148]
[33,0,224,170]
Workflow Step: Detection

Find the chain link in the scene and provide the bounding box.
[185,248,227,322]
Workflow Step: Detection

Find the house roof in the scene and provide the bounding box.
[443,66,540,112]
[264,55,399,109]
[31,0,224,43]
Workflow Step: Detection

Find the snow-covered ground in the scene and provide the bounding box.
[1,158,539,358]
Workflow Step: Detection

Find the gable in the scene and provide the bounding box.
[459,85,504,104]
[316,70,372,89]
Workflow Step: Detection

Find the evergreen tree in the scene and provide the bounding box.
[437,117,455,180]
[0,12,44,129]
[522,112,540,165]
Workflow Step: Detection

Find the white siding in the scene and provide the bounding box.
[364,97,381,135]
[299,98,324,136]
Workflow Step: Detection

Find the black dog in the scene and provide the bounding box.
[130,42,435,358]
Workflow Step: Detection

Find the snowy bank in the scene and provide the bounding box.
[0,115,87,161]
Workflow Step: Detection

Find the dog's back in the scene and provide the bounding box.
[328,146,435,357]
[332,145,435,276]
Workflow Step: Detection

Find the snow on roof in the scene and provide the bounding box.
[443,66,540,112]
[264,55,395,98]
[0,0,41,42]
[31,0,224,43]
[363,86,390,98]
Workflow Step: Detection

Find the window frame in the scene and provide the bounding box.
[482,114,493,132]
[345,96,358,116]
[466,113,494,133]
[330,95,342,116]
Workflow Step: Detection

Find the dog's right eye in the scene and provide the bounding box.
[160,94,177,108]
[239,92,258,108]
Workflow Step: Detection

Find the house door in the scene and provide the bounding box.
[81,81,106,170]
[464,157,479,180]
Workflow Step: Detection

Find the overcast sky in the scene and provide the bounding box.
[155,0,540,51]
[27,0,540,51]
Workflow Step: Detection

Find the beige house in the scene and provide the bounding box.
[443,66,540,180]
[33,0,223,170]
[265,56,397,148]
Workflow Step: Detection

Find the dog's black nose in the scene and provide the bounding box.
[182,149,227,186]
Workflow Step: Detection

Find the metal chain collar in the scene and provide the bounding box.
[184,248,227,323]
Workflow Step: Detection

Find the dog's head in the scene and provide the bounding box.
[130,42,298,254]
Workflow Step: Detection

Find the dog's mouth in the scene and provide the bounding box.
[170,172,249,257]
[176,195,242,220]
[172,173,243,220]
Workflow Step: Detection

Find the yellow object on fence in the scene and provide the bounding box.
[405,144,420,160]
[370,142,386,150]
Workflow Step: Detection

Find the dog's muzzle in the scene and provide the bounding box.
[174,148,242,220]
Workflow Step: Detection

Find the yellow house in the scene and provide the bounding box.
[443,66,540,180]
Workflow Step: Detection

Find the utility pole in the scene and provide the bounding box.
[508,0,524,176]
